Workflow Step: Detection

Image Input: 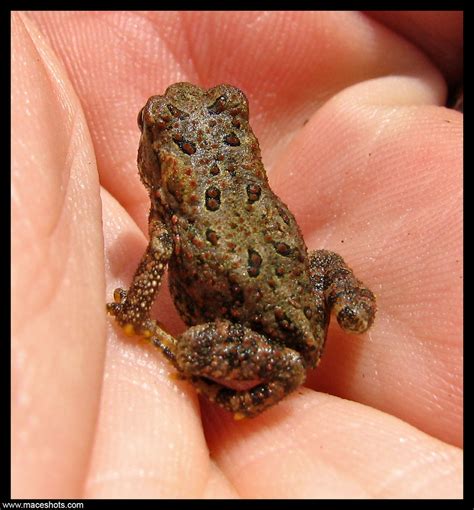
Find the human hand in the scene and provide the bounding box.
[12,11,462,498]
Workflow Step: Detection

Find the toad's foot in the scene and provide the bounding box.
[309,249,376,334]
[107,287,177,362]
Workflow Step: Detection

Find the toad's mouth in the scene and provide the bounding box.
[204,377,262,391]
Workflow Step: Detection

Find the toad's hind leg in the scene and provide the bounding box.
[309,249,376,334]
[174,320,306,418]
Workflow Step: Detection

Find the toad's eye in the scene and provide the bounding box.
[208,95,227,115]
[137,107,145,131]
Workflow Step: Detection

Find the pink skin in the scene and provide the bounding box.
[12,11,462,498]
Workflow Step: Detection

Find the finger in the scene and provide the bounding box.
[12,13,105,497]
[203,390,462,498]
[271,76,462,447]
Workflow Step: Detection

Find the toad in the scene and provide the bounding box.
[107,83,376,418]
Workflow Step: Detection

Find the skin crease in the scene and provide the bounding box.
[11,11,462,499]
[365,11,463,85]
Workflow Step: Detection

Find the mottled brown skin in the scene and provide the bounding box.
[107,83,377,418]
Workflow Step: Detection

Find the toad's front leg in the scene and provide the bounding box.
[107,210,177,359]
[173,320,307,418]
[309,249,376,335]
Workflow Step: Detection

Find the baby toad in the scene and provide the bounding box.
[107,83,376,418]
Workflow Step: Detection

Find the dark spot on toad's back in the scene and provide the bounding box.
[173,136,196,155]
[208,95,227,115]
[247,248,262,277]
[206,229,219,245]
[205,186,221,211]
[224,133,240,146]
[247,183,261,203]
[210,164,220,175]
[274,242,292,257]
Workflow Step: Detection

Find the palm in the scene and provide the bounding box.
[12,11,462,498]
